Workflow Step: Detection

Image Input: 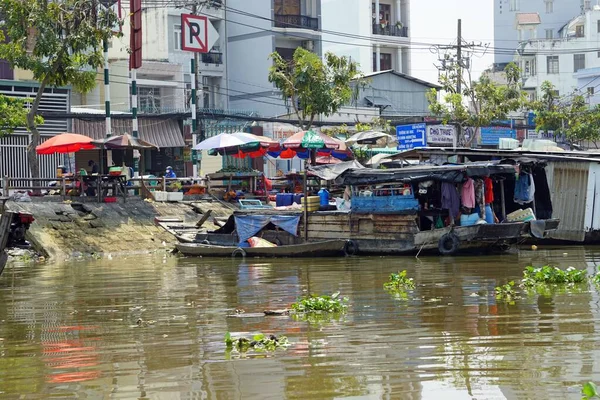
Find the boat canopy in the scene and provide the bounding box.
[341,162,516,186]
[234,214,300,243]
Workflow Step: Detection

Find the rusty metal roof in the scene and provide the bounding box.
[71,118,185,148]
[516,13,541,25]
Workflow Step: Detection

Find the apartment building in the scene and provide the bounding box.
[515,8,600,101]
[227,0,411,116]
[74,0,228,114]
[494,0,584,64]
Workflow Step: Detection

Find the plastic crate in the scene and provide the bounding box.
[167,192,184,202]
[153,191,168,202]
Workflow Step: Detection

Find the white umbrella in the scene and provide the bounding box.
[345,130,397,147]
[193,132,251,150]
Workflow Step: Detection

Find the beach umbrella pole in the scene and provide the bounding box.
[303,156,308,241]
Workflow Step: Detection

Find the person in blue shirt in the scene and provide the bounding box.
[165,166,176,178]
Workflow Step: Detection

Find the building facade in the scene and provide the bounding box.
[227,0,411,116]
[493,0,584,64]
[516,9,600,101]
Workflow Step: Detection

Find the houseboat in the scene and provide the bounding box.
[180,161,559,257]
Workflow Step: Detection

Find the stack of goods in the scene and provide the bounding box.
[301,196,320,212]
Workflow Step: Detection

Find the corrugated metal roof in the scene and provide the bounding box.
[516,13,541,25]
[71,119,185,148]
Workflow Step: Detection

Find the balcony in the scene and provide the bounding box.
[200,52,225,76]
[372,24,408,38]
[274,14,319,31]
[201,52,223,65]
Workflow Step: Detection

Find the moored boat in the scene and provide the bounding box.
[176,239,349,258]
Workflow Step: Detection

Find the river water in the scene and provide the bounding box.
[2,247,600,399]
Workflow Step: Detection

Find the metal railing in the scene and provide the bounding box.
[274,14,319,31]
[201,52,223,65]
[372,24,408,38]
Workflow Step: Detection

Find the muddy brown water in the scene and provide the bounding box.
[2,247,600,399]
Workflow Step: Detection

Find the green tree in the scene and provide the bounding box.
[427,62,526,146]
[530,81,600,146]
[0,95,38,137]
[0,0,121,179]
[268,47,364,130]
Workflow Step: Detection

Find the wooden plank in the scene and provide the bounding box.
[195,209,213,228]
[0,251,7,277]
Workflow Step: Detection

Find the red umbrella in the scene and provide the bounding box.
[36,133,96,155]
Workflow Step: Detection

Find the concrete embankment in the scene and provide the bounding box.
[3,198,223,260]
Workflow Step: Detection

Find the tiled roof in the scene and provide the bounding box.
[72,118,185,148]
[516,13,541,25]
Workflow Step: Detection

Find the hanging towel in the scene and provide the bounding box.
[461,177,475,208]
[441,182,460,219]
[484,177,494,204]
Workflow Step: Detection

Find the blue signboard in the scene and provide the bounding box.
[396,123,426,151]
[480,126,517,146]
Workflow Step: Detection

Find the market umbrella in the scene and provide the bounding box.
[345,130,397,147]
[193,132,252,151]
[283,130,340,150]
[92,134,159,150]
[36,133,96,155]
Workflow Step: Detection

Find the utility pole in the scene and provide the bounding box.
[191,2,200,178]
[456,19,462,145]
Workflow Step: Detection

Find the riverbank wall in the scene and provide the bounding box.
[2,198,219,260]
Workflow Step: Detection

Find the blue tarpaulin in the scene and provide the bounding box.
[235,215,300,243]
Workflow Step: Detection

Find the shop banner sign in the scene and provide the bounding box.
[427,125,456,146]
[396,123,426,151]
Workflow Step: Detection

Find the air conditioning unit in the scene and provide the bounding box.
[301,40,314,51]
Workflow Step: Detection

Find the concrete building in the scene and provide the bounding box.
[227,0,411,117]
[516,8,600,101]
[493,0,584,64]
[75,1,228,114]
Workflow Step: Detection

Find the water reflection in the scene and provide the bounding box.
[1,247,600,398]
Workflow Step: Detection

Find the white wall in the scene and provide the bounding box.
[321,0,373,74]
[109,7,169,61]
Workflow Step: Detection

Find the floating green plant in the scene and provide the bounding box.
[495,281,517,304]
[291,292,348,313]
[521,266,587,287]
[582,382,600,399]
[384,270,415,291]
[225,332,289,352]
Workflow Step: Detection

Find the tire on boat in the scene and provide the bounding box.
[231,247,247,258]
[273,238,282,246]
[201,240,210,245]
[438,233,460,256]
[344,240,358,256]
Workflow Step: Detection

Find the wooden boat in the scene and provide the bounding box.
[176,239,348,258]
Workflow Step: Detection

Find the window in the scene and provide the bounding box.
[545,0,553,13]
[574,54,585,72]
[545,29,553,39]
[372,52,392,71]
[174,24,181,50]
[576,25,585,37]
[547,56,559,74]
[597,51,600,58]
[588,87,595,96]
[138,87,161,113]
[509,0,519,11]
[597,19,600,33]
[524,59,537,77]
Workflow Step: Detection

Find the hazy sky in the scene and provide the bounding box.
[409,0,494,85]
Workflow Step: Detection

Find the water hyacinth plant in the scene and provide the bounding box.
[582,382,600,399]
[521,265,587,287]
[225,332,289,352]
[495,281,517,303]
[383,270,415,291]
[291,292,349,313]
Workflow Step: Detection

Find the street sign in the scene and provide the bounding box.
[396,123,426,151]
[480,126,516,146]
[181,14,219,53]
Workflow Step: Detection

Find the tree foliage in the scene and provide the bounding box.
[427,62,526,146]
[530,81,600,145]
[0,96,40,138]
[0,0,121,178]
[268,47,364,130]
